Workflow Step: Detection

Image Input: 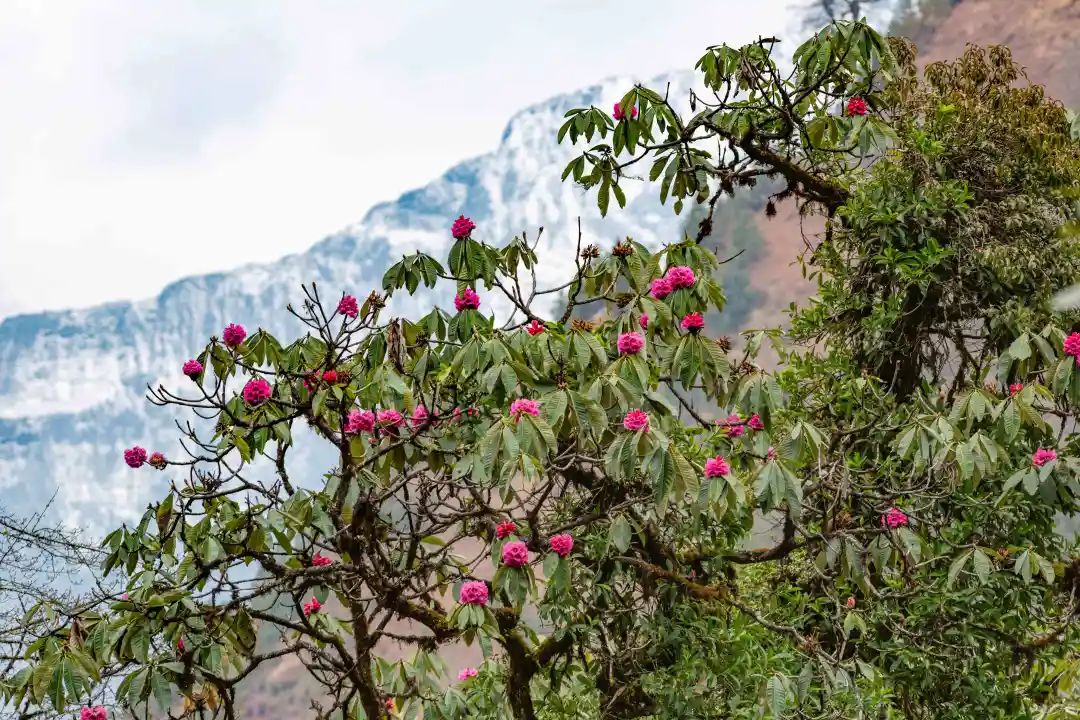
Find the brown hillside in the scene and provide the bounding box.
[741,0,1080,335]
[918,0,1080,107]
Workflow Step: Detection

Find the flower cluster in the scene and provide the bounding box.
[846,97,869,116]
[665,266,696,289]
[612,101,638,121]
[496,520,517,539]
[526,319,545,335]
[617,331,645,355]
[222,323,247,348]
[451,215,476,239]
[345,410,376,434]
[681,313,705,333]
[650,277,673,299]
[377,409,405,428]
[638,314,649,329]
[1033,447,1058,467]
[623,409,650,432]
[124,446,147,468]
[148,451,166,469]
[311,552,333,567]
[1009,383,1024,396]
[337,294,359,318]
[242,378,272,406]
[459,581,489,606]
[303,596,322,616]
[881,507,908,529]
[501,540,530,567]
[1065,333,1080,363]
[510,398,540,420]
[182,359,203,378]
[720,413,744,438]
[410,405,429,428]
[549,534,573,557]
[457,667,479,682]
[704,455,730,478]
[454,287,481,312]
[81,706,108,720]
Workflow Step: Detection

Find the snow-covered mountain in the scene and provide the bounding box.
[0,72,695,530]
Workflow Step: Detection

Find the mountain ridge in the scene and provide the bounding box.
[0,71,701,528]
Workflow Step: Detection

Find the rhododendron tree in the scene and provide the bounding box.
[7,20,1080,720]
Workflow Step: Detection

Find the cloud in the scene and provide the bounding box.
[0,0,796,319]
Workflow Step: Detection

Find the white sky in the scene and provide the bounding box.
[0,1,808,319]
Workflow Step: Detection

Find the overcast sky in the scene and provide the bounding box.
[0,1,820,320]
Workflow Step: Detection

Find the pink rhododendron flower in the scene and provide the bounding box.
[182,359,203,378]
[766,446,776,461]
[748,414,765,431]
[1065,333,1080,363]
[526,319,545,335]
[638,314,649,329]
[454,287,481,312]
[846,97,869,116]
[124,446,147,468]
[345,410,376,435]
[704,455,730,478]
[121,592,129,601]
[377,409,404,428]
[311,552,333,567]
[617,331,645,355]
[846,596,856,609]
[457,667,479,681]
[459,580,489,606]
[148,452,166,469]
[303,596,321,616]
[510,398,540,420]
[501,540,530,567]
[322,370,339,384]
[81,706,108,720]
[623,409,650,432]
[177,637,185,654]
[496,521,517,539]
[665,265,696,289]
[451,215,476,239]
[337,294,359,318]
[549,533,574,557]
[881,507,909,529]
[1033,448,1058,467]
[242,378,272,406]
[650,277,673,299]
[718,413,743,437]
[680,313,705,333]
[1009,383,1024,396]
[222,323,247,348]
[411,405,429,428]
[612,101,638,121]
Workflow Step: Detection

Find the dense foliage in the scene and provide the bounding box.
[5,20,1080,720]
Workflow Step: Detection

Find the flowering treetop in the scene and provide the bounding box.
[6,20,1080,720]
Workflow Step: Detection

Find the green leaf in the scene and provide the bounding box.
[150,669,172,712]
[767,673,787,717]
[947,550,972,588]
[972,548,992,584]
[1008,333,1032,361]
[598,182,610,217]
[609,516,632,553]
